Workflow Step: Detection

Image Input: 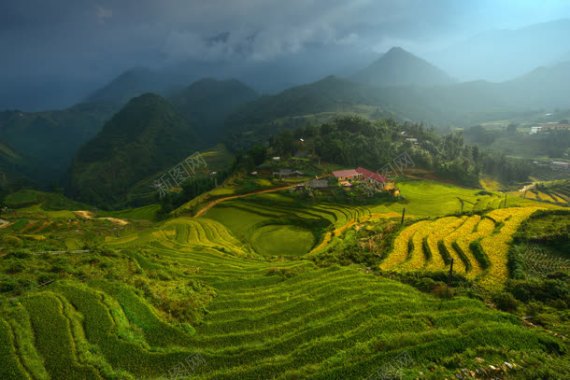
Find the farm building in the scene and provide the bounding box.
[332,167,389,188]
[307,179,329,189]
[332,169,361,181]
[273,169,304,178]
[551,161,570,171]
[405,137,419,144]
[355,167,388,186]
[295,179,329,190]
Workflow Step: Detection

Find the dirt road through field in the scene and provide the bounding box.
[195,185,295,217]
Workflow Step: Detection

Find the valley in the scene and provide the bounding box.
[1,8,570,378]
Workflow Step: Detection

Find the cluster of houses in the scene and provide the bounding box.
[531,159,570,171]
[331,167,387,188]
[530,123,570,135]
[276,166,398,196]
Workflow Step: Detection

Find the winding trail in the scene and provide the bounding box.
[194,185,295,217]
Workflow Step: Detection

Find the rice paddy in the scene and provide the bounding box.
[380,207,544,289]
[0,180,567,379]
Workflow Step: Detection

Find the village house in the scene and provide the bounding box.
[332,167,389,189]
[273,169,303,179]
[307,179,329,189]
[332,169,361,181]
[531,123,570,134]
[405,137,419,144]
[295,178,329,191]
[551,161,570,171]
[355,167,388,187]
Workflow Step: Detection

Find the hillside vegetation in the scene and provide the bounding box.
[68,94,199,209]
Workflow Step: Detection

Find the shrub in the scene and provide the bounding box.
[507,279,569,307]
[1,235,22,248]
[492,292,519,312]
[5,263,25,274]
[432,282,455,299]
[0,279,17,293]
[469,239,490,269]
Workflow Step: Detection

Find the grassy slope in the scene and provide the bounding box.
[0,180,567,379]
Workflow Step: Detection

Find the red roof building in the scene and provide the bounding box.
[356,167,388,183]
[332,169,360,180]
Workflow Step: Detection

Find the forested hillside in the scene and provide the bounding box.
[68,94,199,208]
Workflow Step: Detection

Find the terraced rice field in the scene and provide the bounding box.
[1,251,563,379]
[519,180,570,206]
[203,193,375,257]
[380,207,542,289]
[108,217,252,257]
[1,184,566,379]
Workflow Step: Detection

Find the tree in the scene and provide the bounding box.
[0,189,6,218]
[506,123,518,134]
[272,130,296,156]
[249,145,267,166]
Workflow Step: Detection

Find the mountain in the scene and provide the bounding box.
[0,102,116,185]
[430,19,570,82]
[68,93,199,208]
[85,67,167,106]
[170,78,258,143]
[228,75,384,126]
[226,60,570,143]
[501,61,570,109]
[0,141,27,192]
[224,75,401,148]
[351,47,454,87]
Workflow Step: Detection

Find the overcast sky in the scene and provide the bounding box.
[2,0,570,110]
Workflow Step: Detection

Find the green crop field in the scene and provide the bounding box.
[1,180,568,379]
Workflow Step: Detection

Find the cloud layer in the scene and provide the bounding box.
[2,0,570,110]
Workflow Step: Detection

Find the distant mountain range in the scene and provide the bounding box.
[429,19,570,82]
[351,47,454,87]
[2,19,568,112]
[224,48,570,141]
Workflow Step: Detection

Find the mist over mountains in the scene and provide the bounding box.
[428,19,570,82]
[2,16,569,112]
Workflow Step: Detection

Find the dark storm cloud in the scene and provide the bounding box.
[2,0,570,110]
[0,0,468,70]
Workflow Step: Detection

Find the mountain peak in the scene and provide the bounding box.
[385,46,407,55]
[351,47,453,88]
[85,67,163,105]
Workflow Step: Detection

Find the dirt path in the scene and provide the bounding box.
[0,218,11,229]
[74,210,129,226]
[74,210,95,219]
[194,185,295,217]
